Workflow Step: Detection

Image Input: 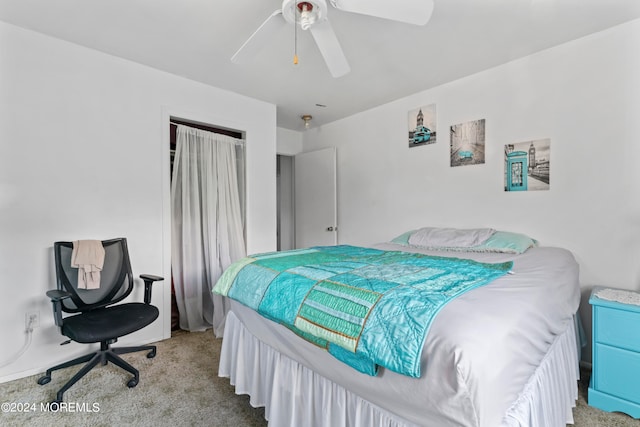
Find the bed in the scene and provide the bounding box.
[214,228,581,427]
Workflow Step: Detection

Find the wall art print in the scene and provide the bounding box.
[504,138,550,191]
[450,119,485,167]
[408,104,436,148]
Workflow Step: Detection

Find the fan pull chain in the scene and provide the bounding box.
[293,2,299,65]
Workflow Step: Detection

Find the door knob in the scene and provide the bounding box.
[326,226,335,232]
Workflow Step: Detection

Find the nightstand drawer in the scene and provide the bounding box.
[594,306,640,352]
[594,343,640,403]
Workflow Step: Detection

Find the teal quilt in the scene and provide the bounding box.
[213,245,512,377]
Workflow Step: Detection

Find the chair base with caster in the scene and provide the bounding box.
[37,339,157,403]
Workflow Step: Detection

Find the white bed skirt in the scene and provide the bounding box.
[219,311,579,427]
[502,316,579,426]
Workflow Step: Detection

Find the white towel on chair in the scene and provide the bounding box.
[71,240,105,289]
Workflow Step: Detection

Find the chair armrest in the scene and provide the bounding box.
[46,289,72,301]
[140,274,164,304]
[46,290,71,327]
[140,274,164,282]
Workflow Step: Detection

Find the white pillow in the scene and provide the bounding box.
[407,227,496,248]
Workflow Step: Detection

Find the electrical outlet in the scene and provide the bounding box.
[25,311,39,329]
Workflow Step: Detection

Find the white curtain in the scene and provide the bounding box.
[171,125,246,335]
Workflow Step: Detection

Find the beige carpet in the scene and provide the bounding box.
[1,330,638,427]
[1,330,266,427]
[573,368,640,427]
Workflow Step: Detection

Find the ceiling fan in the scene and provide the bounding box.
[231,0,435,78]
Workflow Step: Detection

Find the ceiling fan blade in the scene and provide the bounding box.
[330,0,434,26]
[231,10,286,64]
[309,19,350,78]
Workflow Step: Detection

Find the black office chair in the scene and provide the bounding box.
[38,238,164,403]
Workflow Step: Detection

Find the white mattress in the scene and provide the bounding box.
[220,245,581,426]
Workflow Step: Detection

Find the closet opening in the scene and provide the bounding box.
[169,117,246,333]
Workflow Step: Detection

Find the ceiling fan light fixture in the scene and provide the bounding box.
[283,0,328,28]
[298,2,317,30]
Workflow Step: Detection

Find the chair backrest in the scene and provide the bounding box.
[54,238,134,313]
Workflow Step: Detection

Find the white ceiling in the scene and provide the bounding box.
[1,0,639,131]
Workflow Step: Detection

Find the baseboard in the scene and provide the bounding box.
[0,366,47,384]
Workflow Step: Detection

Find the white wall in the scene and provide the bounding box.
[301,19,640,362]
[0,21,277,382]
[276,127,303,156]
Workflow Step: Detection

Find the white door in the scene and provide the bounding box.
[295,147,337,248]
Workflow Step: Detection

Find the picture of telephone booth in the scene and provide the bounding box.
[506,151,528,191]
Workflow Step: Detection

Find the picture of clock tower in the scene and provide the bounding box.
[407,104,436,147]
[528,142,536,173]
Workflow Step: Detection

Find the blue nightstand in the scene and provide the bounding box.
[588,287,640,418]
